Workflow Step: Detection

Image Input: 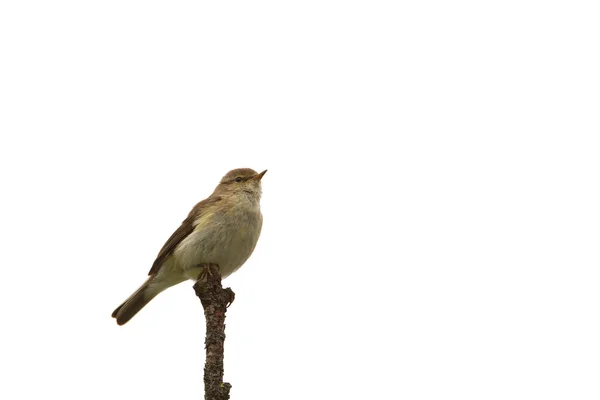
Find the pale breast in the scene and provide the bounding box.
[174,201,263,280]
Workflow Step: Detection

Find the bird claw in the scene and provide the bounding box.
[194,264,234,308]
[224,288,235,308]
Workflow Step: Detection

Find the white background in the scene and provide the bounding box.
[1,1,599,399]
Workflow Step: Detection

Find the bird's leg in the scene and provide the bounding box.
[196,263,220,282]
[197,264,208,282]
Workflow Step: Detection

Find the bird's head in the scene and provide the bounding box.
[213,168,267,199]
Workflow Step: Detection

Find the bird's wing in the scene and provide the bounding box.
[148,196,222,276]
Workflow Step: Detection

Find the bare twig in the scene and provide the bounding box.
[193,264,235,400]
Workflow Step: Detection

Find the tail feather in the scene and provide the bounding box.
[112,279,158,325]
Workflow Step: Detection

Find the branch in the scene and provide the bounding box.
[193,264,235,400]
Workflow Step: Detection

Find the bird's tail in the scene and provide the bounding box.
[111,278,160,325]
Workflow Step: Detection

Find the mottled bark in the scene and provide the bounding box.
[193,264,235,400]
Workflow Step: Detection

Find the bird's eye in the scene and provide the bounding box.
[235,177,243,182]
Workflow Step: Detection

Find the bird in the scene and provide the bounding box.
[112,168,266,325]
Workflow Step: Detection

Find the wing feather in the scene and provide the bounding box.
[148,196,221,276]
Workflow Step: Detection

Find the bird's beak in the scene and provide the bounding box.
[253,170,267,181]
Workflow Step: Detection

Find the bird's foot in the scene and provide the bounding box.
[196,263,220,282]
[224,287,235,308]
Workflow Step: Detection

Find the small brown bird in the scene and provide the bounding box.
[112,168,266,325]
